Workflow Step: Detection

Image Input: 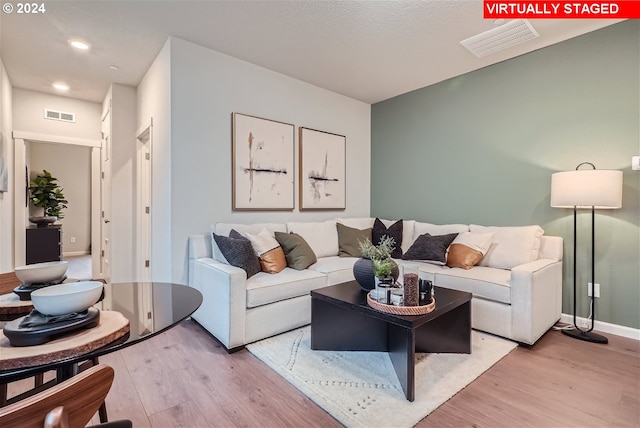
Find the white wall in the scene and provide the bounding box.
[29,142,91,255]
[13,88,101,139]
[165,37,371,283]
[137,40,172,282]
[103,83,137,282]
[0,59,14,273]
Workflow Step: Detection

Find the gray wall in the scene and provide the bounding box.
[29,142,91,255]
[371,21,639,329]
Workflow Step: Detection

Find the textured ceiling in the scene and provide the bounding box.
[0,1,623,104]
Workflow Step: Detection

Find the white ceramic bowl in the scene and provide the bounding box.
[14,261,69,284]
[30,281,103,315]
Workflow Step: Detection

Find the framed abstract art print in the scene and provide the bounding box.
[299,127,346,210]
[232,113,295,210]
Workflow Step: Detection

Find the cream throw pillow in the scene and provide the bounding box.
[246,228,287,274]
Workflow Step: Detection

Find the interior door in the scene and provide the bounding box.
[100,106,112,283]
[136,123,152,282]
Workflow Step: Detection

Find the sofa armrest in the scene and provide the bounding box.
[189,234,212,260]
[510,258,563,344]
[188,257,248,349]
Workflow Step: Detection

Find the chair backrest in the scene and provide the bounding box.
[0,364,114,428]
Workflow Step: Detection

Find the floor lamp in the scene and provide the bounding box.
[550,162,623,344]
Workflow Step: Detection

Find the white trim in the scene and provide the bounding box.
[13,131,101,148]
[561,313,640,341]
[62,251,91,257]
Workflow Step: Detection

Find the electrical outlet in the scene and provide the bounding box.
[70,237,76,243]
[587,282,600,298]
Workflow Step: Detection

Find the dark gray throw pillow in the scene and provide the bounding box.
[372,218,403,259]
[402,233,458,265]
[213,231,261,278]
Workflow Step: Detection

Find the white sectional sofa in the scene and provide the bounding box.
[188,218,563,351]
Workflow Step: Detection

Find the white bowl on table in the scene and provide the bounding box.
[14,261,69,284]
[30,281,103,316]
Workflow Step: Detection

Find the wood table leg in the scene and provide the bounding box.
[0,382,6,407]
[34,373,44,387]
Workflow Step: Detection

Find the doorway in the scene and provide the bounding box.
[13,132,101,277]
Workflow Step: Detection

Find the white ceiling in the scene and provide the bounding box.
[0,1,623,104]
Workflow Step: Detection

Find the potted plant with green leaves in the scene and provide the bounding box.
[28,170,68,227]
[352,235,399,292]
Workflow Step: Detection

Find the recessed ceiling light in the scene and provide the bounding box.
[52,82,70,91]
[68,39,90,50]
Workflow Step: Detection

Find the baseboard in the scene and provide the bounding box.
[62,251,91,257]
[561,313,640,341]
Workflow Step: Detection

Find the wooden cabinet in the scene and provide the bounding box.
[26,226,62,265]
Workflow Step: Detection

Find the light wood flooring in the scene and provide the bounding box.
[2,271,639,427]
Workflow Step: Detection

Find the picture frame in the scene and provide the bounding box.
[299,127,346,210]
[232,113,295,210]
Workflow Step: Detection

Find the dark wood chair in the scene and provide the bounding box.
[0,364,126,428]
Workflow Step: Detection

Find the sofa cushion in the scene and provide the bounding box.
[372,218,403,258]
[245,268,326,308]
[446,232,494,270]
[211,222,287,263]
[213,232,261,278]
[435,266,512,304]
[246,228,287,274]
[470,225,544,269]
[287,221,339,258]
[336,217,374,229]
[337,223,371,257]
[402,233,458,265]
[308,256,357,286]
[275,232,317,270]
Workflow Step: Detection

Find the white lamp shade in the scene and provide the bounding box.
[551,169,623,209]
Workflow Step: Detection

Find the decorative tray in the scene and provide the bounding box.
[367,292,435,316]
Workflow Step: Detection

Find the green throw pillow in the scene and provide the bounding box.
[336,223,372,257]
[274,232,317,270]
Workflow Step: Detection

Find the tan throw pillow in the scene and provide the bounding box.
[337,223,372,257]
[246,228,286,274]
[447,244,484,269]
[446,232,494,269]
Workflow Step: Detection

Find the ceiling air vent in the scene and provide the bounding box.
[44,109,76,123]
[461,19,539,58]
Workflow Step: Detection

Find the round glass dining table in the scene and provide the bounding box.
[0,282,202,384]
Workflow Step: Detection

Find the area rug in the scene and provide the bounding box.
[247,326,517,427]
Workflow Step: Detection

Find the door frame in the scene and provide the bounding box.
[135,119,152,281]
[13,131,101,273]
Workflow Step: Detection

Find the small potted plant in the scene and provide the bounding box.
[352,235,399,292]
[28,170,68,227]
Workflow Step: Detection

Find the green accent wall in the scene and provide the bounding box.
[371,21,640,330]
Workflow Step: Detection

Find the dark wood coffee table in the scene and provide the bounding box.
[310,281,471,401]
